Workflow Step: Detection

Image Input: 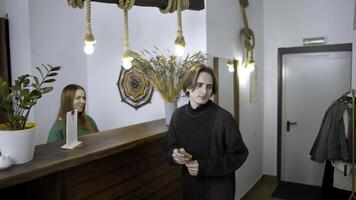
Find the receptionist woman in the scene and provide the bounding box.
[47,84,99,143]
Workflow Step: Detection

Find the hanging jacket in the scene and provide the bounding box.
[309,101,352,163]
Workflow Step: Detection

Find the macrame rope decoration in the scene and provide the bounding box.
[117,0,136,69]
[67,0,84,9]
[239,0,255,67]
[160,0,189,56]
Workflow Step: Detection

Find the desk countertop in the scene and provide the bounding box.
[0,119,168,188]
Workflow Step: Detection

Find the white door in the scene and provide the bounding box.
[281,51,352,186]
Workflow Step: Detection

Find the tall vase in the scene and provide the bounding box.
[164,102,177,126]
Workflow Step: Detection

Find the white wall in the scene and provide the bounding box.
[1,0,32,84]
[1,0,34,125]
[263,0,356,175]
[206,0,264,199]
[87,3,206,130]
[0,1,5,17]
[1,0,205,143]
[28,0,88,144]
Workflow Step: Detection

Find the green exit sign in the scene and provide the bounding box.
[303,37,326,46]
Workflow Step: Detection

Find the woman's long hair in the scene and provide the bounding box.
[57,84,93,131]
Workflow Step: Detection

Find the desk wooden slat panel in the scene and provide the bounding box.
[0,119,181,200]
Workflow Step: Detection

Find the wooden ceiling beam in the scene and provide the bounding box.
[91,0,205,11]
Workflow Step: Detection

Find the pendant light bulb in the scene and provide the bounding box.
[228,65,235,72]
[84,43,94,55]
[83,0,95,55]
[246,59,255,73]
[122,56,133,69]
[238,64,249,85]
[175,44,185,57]
[247,64,255,73]
[227,60,235,72]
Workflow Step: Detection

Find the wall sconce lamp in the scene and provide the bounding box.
[226,59,238,72]
[226,58,251,84]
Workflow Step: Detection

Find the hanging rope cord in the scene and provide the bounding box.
[239,0,255,53]
[160,0,189,46]
[67,0,95,43]
[117,0,135,57]
[85,0,95,43]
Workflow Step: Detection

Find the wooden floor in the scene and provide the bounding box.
[241,175,285,200]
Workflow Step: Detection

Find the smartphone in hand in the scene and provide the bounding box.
[178,148,193,160]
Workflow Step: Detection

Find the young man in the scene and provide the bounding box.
[164,65,249,200]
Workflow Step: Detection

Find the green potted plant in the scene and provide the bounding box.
[0,64,61,164]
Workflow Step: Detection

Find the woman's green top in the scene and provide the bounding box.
[47,115,99,143]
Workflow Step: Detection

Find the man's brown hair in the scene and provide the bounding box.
[183,64,217,96]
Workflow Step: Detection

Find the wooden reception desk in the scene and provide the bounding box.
[0,119,181,200]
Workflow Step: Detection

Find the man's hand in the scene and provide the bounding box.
[185,160,199,176]
[172,148,191,165]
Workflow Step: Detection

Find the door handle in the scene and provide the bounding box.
[287,121,297,132]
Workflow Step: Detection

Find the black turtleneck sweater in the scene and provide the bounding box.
[164,100,249,200]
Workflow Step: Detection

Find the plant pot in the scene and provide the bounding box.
[0,122,37,164]
[164,102,177,125]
